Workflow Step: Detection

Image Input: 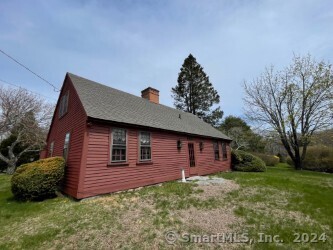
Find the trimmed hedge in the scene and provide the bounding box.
[231,150,266,172]
[11,157,65,201]
[251,152,280,166]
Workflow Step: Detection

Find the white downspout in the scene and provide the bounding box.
[181,168,186,183]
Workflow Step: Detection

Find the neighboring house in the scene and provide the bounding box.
[41,73,232,199]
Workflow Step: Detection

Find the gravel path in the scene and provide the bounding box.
[185,176,226,185]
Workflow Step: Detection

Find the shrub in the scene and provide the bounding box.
[303,146,333,173]
[277,153,286,163]
[285,146,333,173]
[286,157,294,166]
[11,157,65,201]
[231,150,266,172]
[251,152,280,166]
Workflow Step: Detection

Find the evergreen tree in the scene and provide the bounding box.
[172,54,223,126]
[219,116,251,132]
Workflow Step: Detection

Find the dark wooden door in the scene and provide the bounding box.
[188,143,197,175]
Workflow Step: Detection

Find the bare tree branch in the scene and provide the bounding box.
[0,86,54,174]
[243,54,333,169]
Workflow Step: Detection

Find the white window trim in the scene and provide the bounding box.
[63,132,70,162]
[49,141,54,157]
[111,128,128,163]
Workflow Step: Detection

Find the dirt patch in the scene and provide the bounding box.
[47,195,160,249]
[178,206,244,234]
[83,194,122,207]
[175,179,244,247]
[175,207,245,249]
[107,195,161,247]
[46,180,242,249]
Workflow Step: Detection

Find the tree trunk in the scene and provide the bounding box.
[6,162,17,174]
[293,156,303,170]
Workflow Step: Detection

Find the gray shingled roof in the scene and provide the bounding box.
[68,73,230,140]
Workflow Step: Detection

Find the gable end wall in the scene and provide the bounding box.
[44,76,87,198]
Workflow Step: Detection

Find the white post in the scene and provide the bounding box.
[181,168,186,182]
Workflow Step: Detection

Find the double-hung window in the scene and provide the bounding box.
[222,142,227,160]
[49,141,54,157]
[63,133,70,162]
[213,141,220,160]
[111,128,127,162]
[139,132,151,161]
[59,91,69,118]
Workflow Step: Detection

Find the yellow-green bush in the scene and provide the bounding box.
[286,156,294,166]
[251,152,280,166]
[303,146,333,173]
[231,150,266,172]
[286,146,333,173]
[277,153,286,163]
[11,157,65,201]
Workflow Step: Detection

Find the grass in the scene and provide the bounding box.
[0,163,332,249]
[216,163,333,249]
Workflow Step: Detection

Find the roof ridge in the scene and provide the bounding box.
[67,72,201,117]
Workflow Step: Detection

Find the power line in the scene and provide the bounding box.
[0,78,57,102]
[0,48,59,92]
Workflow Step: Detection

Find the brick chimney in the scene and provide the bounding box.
[141,87,159,104]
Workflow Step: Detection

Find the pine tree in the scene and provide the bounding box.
[172,54,223,126]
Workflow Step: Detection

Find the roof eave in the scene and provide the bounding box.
[87,116,232,141]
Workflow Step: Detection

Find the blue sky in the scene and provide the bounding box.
[0,0,332,118]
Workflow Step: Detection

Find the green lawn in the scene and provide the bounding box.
[0,164,332,249]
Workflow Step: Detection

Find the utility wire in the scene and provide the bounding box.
[0,78,57,102]
[0,48,59,92]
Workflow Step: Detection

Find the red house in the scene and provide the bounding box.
[42,73,231,199]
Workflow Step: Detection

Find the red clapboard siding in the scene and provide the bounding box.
[196,138,231,175]
[43,75,87,198]
[78,123,231,198]
[42,74,231,199]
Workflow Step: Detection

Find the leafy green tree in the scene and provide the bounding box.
[219,115,265,152]
[219,116,251,132]
[172,54,223,126]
